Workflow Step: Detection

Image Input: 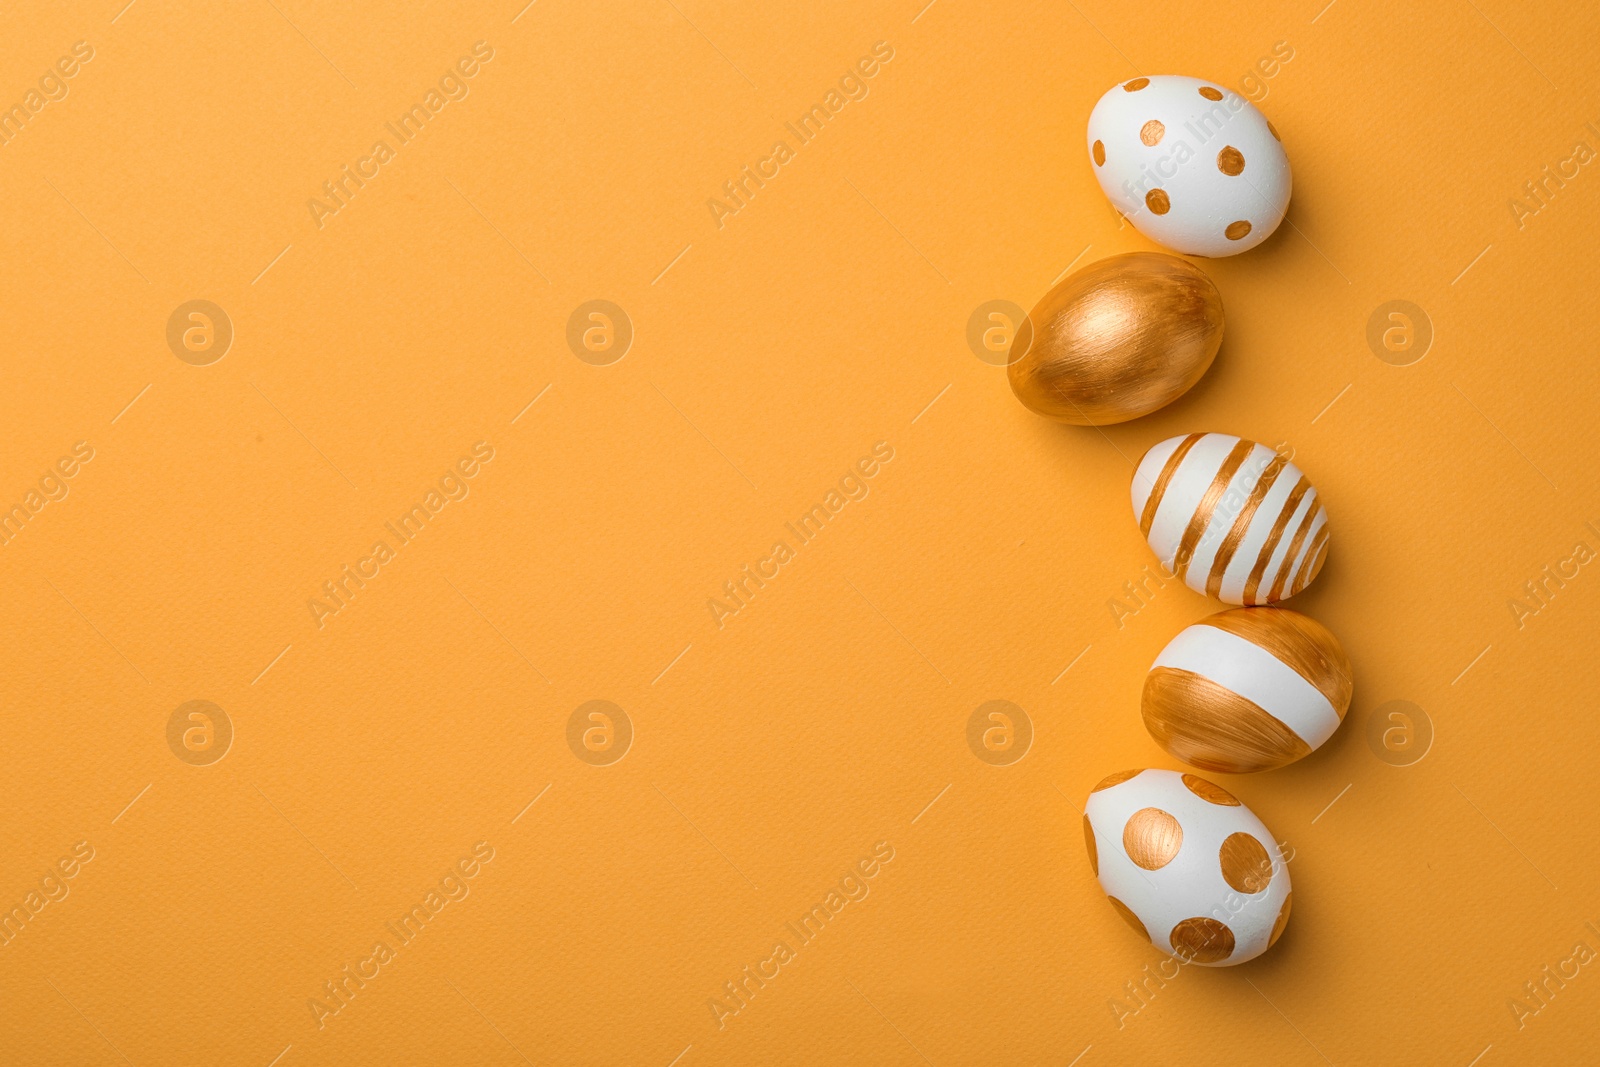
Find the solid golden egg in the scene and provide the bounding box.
[1007,252,1223,425]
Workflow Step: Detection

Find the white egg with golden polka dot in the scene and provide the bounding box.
[1087,75,1290,256]
[1083,768,1291,966]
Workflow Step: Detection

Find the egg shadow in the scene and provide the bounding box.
[1197,196,1335,298]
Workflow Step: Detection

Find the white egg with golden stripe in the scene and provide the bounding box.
[1144,607,1353,773]
[1084,769,1290,966]
[1131,433,1328,605]
[1087,75,1290,257]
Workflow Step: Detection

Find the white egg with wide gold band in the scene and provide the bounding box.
[1144,607,1353,773]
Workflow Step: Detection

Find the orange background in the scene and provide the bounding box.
[3,1,1599,1064]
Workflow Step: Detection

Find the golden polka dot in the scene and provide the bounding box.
[1182,774,1240,806]
[1219,832,1273,893]
[1093,139,1105,166]
[1123,807,1182,870]
[1123,77,1150,92]
[1269,892,1293,948]
[1084,814,1099,876]
[1268,120,1281,141]
[1108,896,1149,940]
[1145,188,1170,215]
[1225,220,1252,241]
[1092,769,1141,792]
[1140,119,1165,146]
[1217,145,1245,176]
[1198,86,1224,101]
[1170,917,1235,964]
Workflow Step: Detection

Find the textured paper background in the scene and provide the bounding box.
[2,1,1598,1064]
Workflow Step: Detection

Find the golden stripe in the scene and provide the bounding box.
[1300,538,1330,594]
[1242,475,1309,605]
[1138,433,1205,538]
[1173,439,1255,583]
[1142,667,1313,773]
[1290,526,1331,597]
[1268,501,1321,603]
[1201,606,1353,716]
[1205,452,1287,598]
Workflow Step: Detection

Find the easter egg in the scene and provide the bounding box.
[1084,768,1290,966]
[1087,75,1290,257]
[1132,433,1328,605]
[1006,252,1223,425]
[1144,607,1353,773]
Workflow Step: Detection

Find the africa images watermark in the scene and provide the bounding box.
[707,840,895,1031]
[1236,41,1295,103]
[1116,89,1255,225]
[0,840,96,949]
[1506,521,1598,631]
[706,41,896,230]
[0,40,95,149]
[307,841,495,1029]
[1107,838,1296,1029]
[0,440,95,550]
[1508,121,1600,231]
[307,41,497,230]
[1116,40,1294,226]
[1506,918,1600,1031]
[706,441,895,629]
[307,441,496,630]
